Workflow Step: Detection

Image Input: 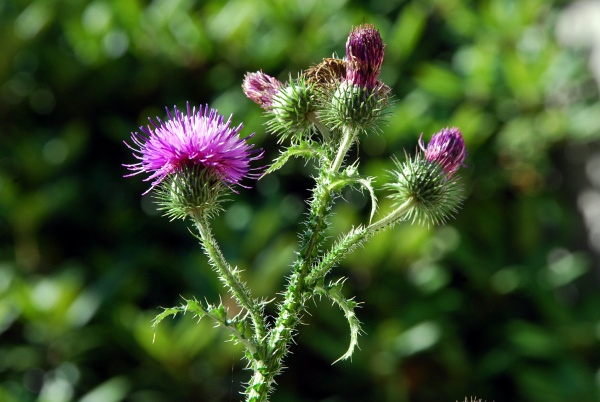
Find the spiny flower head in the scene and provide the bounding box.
[420,127,466,178]
[385,128,466,226]
[324,82,391,133]
[243,69,315,143]
[126,102,261,192]
[125,103,262,219]
[319,25,390,135]
[242,71,283,109]
[345,24,385,90]
[266,75,316,143]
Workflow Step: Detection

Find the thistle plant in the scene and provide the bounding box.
[125,24,468,401]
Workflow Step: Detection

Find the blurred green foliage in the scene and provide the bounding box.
[1,0,600,401]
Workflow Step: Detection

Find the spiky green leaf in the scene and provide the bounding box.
[315,280,362,363]
[262,141,325,177]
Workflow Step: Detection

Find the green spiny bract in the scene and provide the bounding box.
[154,164,229,221]
[266,75,316,143]
[320,81,391,135]
[385,153,463,226]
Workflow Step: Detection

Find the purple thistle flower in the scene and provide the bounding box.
[345,24,385,89]
[125,102,262,194]
[242,71,283,109]
[420,127,466,178]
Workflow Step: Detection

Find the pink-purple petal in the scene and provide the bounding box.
[423,127,466,178]
[125,103,262,194]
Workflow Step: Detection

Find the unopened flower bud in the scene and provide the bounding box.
[266,76,316,143]
[385,129,467,225]
[323,81,390,133]
[345,24,385,90]
[420,127,466,178]
[320,25,390,134]
[242,71,283,109]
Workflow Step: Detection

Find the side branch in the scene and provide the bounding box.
[308,198,415,286]
[152,299,258,356]
[192,213,267,344]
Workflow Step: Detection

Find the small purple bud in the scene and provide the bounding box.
[345,24,385,89]
[242,71,283,109]
[420,127,466,178]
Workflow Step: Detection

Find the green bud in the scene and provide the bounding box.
[385,154,463,226]
[154,164,229,221]
[267,76,316,143]
[321,81,391,134]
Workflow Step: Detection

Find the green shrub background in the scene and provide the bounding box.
[1,0,600,401]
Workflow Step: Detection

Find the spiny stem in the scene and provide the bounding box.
[367,198,415,233]
[246,126,363,401]
[246,360,269,402]
[306,227,368,286]
[307,198,415,286]
[192,212,267,345]
[250,164,336,401]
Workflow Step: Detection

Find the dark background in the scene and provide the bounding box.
[2,0,600,401]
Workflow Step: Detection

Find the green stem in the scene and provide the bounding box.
[247,163,336,401]
[308,111,330,142]
[307,198,415,286]
[246,360,269,402]
[192,212,267,345]
[331,126,356,173]
[245,126,359,401]
[368,198,415,233]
